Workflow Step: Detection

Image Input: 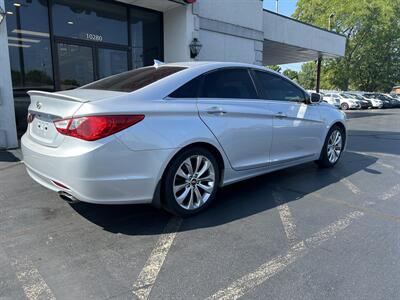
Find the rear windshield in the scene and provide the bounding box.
[81,66,186,92]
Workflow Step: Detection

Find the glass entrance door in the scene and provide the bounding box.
[56,41,128,90]
[97,48,128,79]
[57,43,94,90]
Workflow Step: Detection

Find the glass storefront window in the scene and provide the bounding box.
[5,0,54,91]
[130,8,162,68]
[97,48,128,79]
[52,0,128,45]
[57,43,94,90]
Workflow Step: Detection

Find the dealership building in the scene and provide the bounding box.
[0,0,346,149]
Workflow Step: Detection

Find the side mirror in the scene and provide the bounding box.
[309,92,321,104]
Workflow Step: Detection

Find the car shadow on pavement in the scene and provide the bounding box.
[345,111,394,119]
[70,151,378,236]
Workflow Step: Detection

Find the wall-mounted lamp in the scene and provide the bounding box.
[189,38,202,59]
[0,6,6,24]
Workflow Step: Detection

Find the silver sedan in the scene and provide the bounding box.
[22,62,346,216]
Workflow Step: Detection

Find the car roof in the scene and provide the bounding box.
[158,61,298,88]
[162,61,266,70]
[93,61,304,101]
[158,61,289,78]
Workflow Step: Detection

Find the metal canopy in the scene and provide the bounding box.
[263,39,338,65]
[263,10,346,65]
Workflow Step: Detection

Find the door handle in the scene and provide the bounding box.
[206,106,227,115]
[274,112,287,118]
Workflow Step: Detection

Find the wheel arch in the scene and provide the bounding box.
[151,142,226,208]
[331,121,347,147]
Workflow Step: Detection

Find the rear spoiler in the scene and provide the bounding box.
[27,90,87,103]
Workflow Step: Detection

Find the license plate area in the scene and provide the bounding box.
[30,113,59,145]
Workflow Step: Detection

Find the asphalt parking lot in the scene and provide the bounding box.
[1,109,400,300]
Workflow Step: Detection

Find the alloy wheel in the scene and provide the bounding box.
[173,155,215,210]
[327,130,342,164]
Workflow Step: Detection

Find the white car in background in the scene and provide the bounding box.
[322,93,344,109]
[351,93,383,108]
[328,93,362,110]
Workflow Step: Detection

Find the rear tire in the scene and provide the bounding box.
[162,147,220,216]
[316,125,345,168]
[341,103,349,110]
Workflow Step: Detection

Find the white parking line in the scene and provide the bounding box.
[206,211,364,300]
[132,217,182,300]
[11,257,56,300]
[376,161,400,175]
[273,192,298,246]
[353,151,400,159]
[340,178,361,194]
[379,184,400,201]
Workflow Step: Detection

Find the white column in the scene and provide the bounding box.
[0,0,18,149]
[163,5,194,63]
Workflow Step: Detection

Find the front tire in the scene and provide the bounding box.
[341,102,349,110]
[162,147,220,216]
[316,125,345,168]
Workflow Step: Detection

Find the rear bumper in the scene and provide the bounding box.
[21,134,173,204]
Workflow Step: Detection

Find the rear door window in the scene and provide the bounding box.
[199,68,258,99]
[82,66,186,92]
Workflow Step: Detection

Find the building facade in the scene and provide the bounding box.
[0,0,346,149]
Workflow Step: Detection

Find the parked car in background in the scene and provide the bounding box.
[389,94,400,104]
[342,93,371,109]
[364,93,394,108]
[385,94,400,108]
[349,93,383,109]
[21,62,347,216]
[322,93,342,109]
[356,94,382,109]
[325,93,360,110]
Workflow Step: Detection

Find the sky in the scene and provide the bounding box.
[263,0,298,17]
[262,0,302,72]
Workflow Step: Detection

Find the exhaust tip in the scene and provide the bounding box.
[58,191,80,204]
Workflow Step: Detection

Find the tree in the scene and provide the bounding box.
[297,62,316,90]
[282,69,299,81]
[267,65,282,73]
[293,0,400,92]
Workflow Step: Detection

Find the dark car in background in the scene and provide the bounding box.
[363,93,394,108]
[387,94,400,107]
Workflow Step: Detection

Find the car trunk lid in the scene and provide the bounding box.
[27,89,126,147]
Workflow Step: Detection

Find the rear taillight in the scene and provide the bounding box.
[53,115,144,141]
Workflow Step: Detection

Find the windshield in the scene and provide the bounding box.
[82,66,186,92]
[352,94,364,100]
[340,93,353,99]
